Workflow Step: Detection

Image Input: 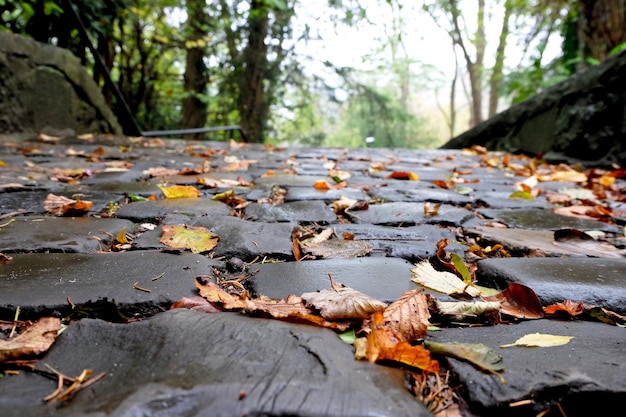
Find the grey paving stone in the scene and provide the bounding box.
[133,215,296,261]
[0,189,125,215]
[474,191,551,209]
[428,319,626,416]
[476,257,626,314]
[0,310,430,417]
[284,186,370,203]
[331,223,464,260]
[0,216,134,253]
[0,251,222,319]
[115,197,231,222]
[253,174,328,188]
[248,257,419,303]
[345,202,474,227]
[244,200,337,223]
[465,225,626,258]
[477,208,621,232]
[369,186,474,205]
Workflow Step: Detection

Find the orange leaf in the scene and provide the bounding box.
[543,300,585,318]
[43,194,93,216]
[387,171,419,181]
[366,312,439,372]
[432,179,452,189]
[313,180,331,190]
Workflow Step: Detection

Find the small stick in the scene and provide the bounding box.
[133,282,151,293]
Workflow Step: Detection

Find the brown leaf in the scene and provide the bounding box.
[381,290,430,342]
[0,317,61,362]
[43,194,93,216]
[195,279,351,330]
[366,312,439,372]
[387,171,419,181]
[170,296,223,313]
[482,282,544,319]
[301,280,387,320]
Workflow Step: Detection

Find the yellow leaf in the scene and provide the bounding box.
[158,185,201,199]
[116,227,129,244]
[500,333,574,348]
[160,225,218,253]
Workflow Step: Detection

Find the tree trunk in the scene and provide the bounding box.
[182,0,210,140]
[578,0,626,64]
[237,0,270,143]
[488,1,512,117]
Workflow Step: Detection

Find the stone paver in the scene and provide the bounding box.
[1,135,626,417]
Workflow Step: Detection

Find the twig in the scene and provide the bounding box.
[9,306,20,338]
[133,282,151,293]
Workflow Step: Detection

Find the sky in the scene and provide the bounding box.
[293,1,564,138]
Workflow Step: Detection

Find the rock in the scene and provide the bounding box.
[0,251,223,320]
[428,319,626,416]
[441,49,626,166]
[0,310,430,417]
[0,32,122,136]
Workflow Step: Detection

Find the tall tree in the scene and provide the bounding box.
[181,0,210,139]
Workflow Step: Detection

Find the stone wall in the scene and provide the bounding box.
[441,49,626,166]
[0,32,122,136]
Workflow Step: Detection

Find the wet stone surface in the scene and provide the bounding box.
[1,135,626,417]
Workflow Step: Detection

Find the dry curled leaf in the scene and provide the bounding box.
[43,194,93,216]
[424,340,505,384]
[381,289,431,342]
[482,283,544,319]
[301,280,387,320]
[0,317,61,362]
[410,260,480,298]
[366,312,439,372]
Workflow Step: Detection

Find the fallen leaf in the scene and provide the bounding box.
[0,317,61,362]
[543,300,585,318]
[0,253,13,263]
[366,312,439,372]
[424,340,505,384]
[433,300,502,323]
[381,290,431,342]
[387,171,419,181]
[43,194,93,216]
[158,185,201,198]
[160,225,218,253]
[301,280,387,320]
[482,283,544,319]
[500,333,574,348]
[170,296,223,313]
[301,239,372,259]
[410,260,480,298]
[195,279,351,330]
